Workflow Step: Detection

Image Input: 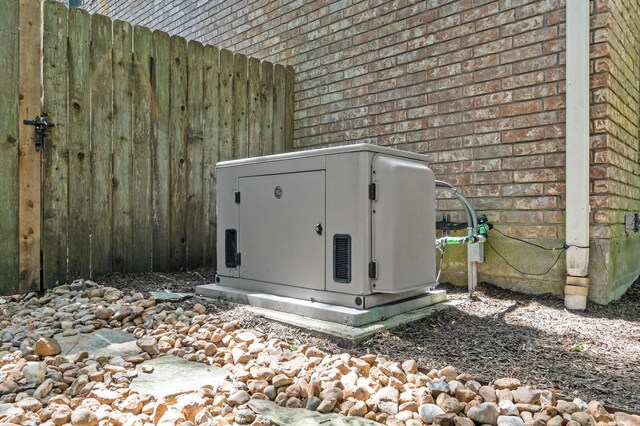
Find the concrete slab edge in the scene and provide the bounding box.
[246,300,461,347]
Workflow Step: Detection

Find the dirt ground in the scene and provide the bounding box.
[96,270,640,412]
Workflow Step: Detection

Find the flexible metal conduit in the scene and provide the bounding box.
[435,180,480,293]
[435,180,478,233]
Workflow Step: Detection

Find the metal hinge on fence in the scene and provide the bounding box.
[23,112,54,151]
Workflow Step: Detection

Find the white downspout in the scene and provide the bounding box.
[564,0,591,310]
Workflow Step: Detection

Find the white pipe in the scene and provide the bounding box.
[565,0,590,309]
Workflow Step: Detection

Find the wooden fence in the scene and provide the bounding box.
[0,0,294,295]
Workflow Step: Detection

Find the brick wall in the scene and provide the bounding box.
[79,0,640,300]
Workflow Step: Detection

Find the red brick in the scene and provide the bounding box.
[500,100,543,116]
[513,140,557,155]
[501,183,544,196]
[514,168,558,182]
[513,196,557,209]
[503,155,545,170]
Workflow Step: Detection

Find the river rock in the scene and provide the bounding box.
[494,378,521,390]
[512,387,540,405]
[228,390,250,407]
[22,362,47,385]
[33,378,54,399]
[614,412,640,426]
[419,404,445,423]
[499,400,519,416]
[235,408,256,424]
[468,402,500,426]
[317,398,336,413]
[34,337,62,357]
[498,415,525,426]
[71,408,98,426]
[557,401,581,415]
[571,411,596,426]
[136,337,159,356]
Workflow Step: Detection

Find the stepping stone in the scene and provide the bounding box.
[130,355,229,399]
[149,291,193,302]
[57,329,140,358]
[248,399,380,426]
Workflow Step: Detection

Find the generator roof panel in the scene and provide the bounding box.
[216,143,430,168]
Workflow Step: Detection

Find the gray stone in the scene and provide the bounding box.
[248,399,381,426]
[498,400,519,416]
[235,408,257,424]
[129,355,228,398]
[429,378,450,396]
[306,396,322,411]
[467,402,500,426]
[22,362,46,385]
[149,291,193,302]
[57,329,140,358]
[497,415,525,426]
[419,404,445,423]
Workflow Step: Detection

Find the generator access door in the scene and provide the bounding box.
[238,171,326,290]
[371,155,436,293]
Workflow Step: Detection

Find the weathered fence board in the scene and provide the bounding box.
[151,30,171,271]
[42,0,69,287]
[67,8,91,280]
[0,5,294,294]
[187,41,205,268]
[90,14,114,276]
[112,19,133,272]
[218,49,235,161]
[0,0,20,294]
[18,0,42,292]
[169,36,188,270]
[248,57,262,158]
[261,61,274,156]
[285,66,295,152]
[273,63,286,154]
[203,45,219,267]
[132,26,153,272]
[233,53,248,159]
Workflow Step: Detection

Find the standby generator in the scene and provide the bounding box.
[214,144,439,310]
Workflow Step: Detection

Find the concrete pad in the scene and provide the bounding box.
[248,399,381,426]
[247,300,459,347]
[197,284,446,326]
[57,329,140,358]
[130,355,229,399]
[149,291,193,302]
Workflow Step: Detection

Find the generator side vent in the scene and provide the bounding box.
[333,234,351,283]
[225,229,238,268]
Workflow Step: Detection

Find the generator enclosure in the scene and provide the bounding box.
[216,144,437,309]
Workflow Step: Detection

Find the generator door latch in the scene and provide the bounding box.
[368,261,377,279]
[234,191,240,203]
[315,223,323,235]
[368,183,376,200]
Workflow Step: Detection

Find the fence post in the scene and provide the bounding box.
[18,0,43,292]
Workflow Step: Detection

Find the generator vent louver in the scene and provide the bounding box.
[333,234,351,283]
[225,229,238,268]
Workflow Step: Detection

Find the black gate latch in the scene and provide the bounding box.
[23,113,55,151]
